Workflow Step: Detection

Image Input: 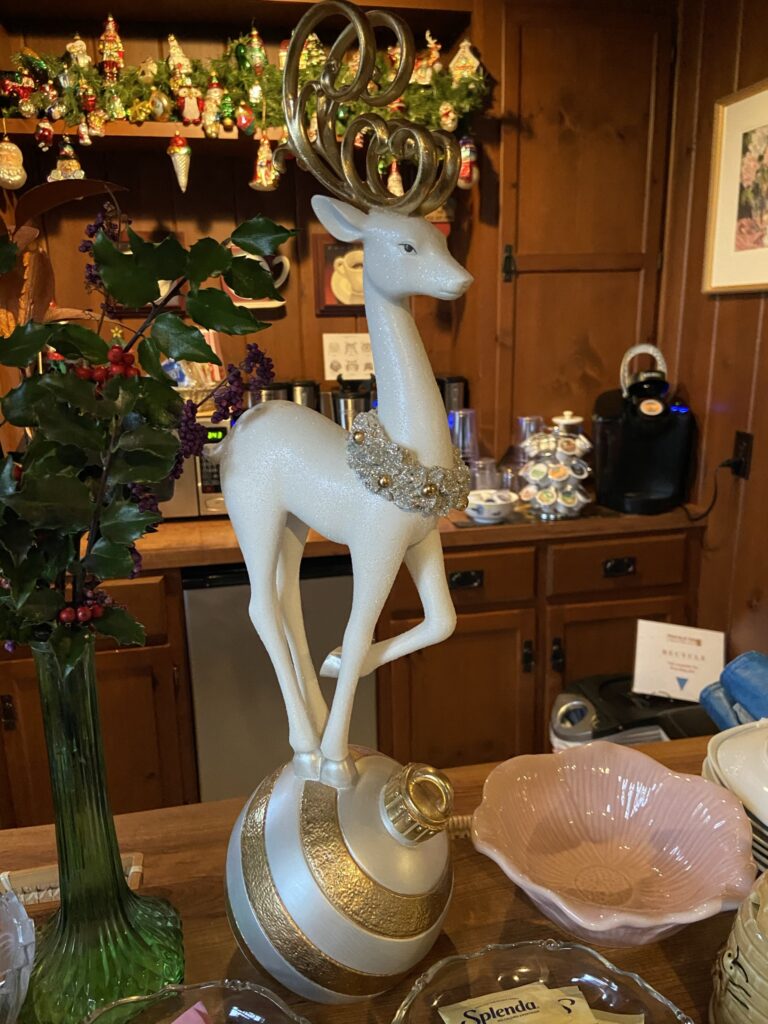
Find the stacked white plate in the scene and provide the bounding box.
[702,719,768,874]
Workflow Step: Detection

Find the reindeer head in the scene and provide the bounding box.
[313,196,473,302]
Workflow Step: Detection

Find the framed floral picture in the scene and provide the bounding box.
[704,78,768,293]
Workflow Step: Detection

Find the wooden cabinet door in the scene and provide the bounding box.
[381,608,537,768]
[0,647,185,827]
[493,0,673,447]
[543,595,688,737]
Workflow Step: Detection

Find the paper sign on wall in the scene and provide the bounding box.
[322,332,374,380]
[632,619,725,703]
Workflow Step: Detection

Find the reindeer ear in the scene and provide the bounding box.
[312,196,367,242]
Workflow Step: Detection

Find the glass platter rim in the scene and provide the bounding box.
[391,938,695,1024]
[83,977,313,1023]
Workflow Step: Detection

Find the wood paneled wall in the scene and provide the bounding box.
[659,0,767,654]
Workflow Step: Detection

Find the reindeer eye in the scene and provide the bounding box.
[399,242,417,254]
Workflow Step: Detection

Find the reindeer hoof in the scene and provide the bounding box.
[320,756,358,789]
[320,647,342,678]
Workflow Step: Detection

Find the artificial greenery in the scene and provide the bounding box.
[0,207,292,671]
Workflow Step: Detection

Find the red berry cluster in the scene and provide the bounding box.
[75,345,140,384]
[57,588,112,626]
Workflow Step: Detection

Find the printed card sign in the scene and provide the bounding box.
[322,332,374,380]
[632,619,725,703]
[437,983,643,1023]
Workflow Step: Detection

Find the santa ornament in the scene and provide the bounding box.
[98,15,124,84]
[457,135,479,190]
[249,135,280,191]
[202,75,223,138]
[35,119,54,151]
[167,133,191,192]
[177,78,203,126]
[0,137,27,190]
[47,136,85,181]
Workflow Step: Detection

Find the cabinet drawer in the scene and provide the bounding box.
[102,576,168,644]
[389,546,535,615]
[546,534,687,597]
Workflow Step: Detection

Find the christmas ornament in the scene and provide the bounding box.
[219,90,236,129]
[47,135,85,181]
[449,39,480,85]
[249,135,280,191]
[248,81,263,106]
[177,77,203,125]
[41,80,65,121]
[98,14,124,84]
[299,32,325,71]
[79,79,97,113]
[202,75,223,138]
[247,28,267,74]
[35,118,55,151]
[307,111,319,143]
[137,57,158,85]
[167,34,192,96]
[104,87,126,120]
[387,96,406,116]
[386,160,404,197]
[278,40,290,71]
[167,133,191,192]
[411,31,442,86]
[438,101,457,132]
[3,71,37,118]
[87,108,107,137]
[127,99,152,124]
[457,134,478,190]
[66,33,92,69]
[149,89,172,122]
[236,102,256,135]
[77,118,92,146]
[0,136,27,190]
[20,46,48,79]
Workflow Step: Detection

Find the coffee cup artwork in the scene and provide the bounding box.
[221,245,290,308]
[331,248,365,305]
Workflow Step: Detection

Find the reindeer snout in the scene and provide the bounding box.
[454,268,474,293]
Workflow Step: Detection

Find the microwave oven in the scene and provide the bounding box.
[162,418,229,518]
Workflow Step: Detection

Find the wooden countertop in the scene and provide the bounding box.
[3,737,726,1023]
[138,507,704,571]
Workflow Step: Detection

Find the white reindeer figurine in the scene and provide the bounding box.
[222,2,473,1001]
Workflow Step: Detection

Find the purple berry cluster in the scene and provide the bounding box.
[211,364,247,424]
[242,342,275,389]
[129,544,143,579]
[79,202,129,294]
[129,484,160,518]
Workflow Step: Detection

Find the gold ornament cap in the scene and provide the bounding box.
[382,763,453,844]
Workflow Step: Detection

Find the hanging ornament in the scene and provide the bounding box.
[202,75,223,139]
[438,101,458,132]
[218,90,236,130]
[248,81,263,106]
[247,28,267,74]
[335,104,349,142]
[307,111,319,144]
[167,133,191,193]
[386,160,404,197]
[47,135,85,181]
[104,87,126,121]
[66,33,92,70]
[127,98,152,124]
[236,102,256,135]
[87,108,107,137]
[386,44,401,70]
[137,57,158,85]
[353,130,366,150]
[387,96,406,116]
[35,118,54,151]
[78,79,97,113]
[278,40,290,71]
[411,30,442,85]
[177,77,203,126]
[20,47,48,80]
[0,137,27,190]
[77,118,92,146]
[148,89,172,122]
[300,33,326,71]
[41,80,66,122]
[449,39,481,85]
[98,14,124,84]
[166,34,192,97]
[249,135,280,192]
[457,135,479,190]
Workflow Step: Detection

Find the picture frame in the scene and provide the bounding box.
[704,77,768,293]
[312,234,365,317]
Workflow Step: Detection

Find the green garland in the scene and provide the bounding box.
[3,32,488,136]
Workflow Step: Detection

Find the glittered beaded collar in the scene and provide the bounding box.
[346,410,471,519]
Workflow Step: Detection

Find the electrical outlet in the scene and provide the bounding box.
[732,431,753,479]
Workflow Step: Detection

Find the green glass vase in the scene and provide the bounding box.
[20,640,184,1024]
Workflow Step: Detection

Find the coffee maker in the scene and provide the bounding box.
[592,344,695,515]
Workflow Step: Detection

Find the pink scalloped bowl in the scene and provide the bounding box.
[472,741,756,947]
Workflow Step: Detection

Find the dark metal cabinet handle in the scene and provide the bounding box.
[1,694,16,731]
[522,641,534,673]
[502,244,516,282]
[448,569,484,590]
[551,638,566,674]
[603,556,637,578]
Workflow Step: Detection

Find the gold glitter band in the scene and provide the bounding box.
[239,770,408,996]
[300,779,451,937]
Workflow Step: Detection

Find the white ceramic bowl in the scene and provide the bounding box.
[472,741,755,946]
[465,489,518,523]
[709,719,768,822]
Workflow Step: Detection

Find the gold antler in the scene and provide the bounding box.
[281,0,459,216]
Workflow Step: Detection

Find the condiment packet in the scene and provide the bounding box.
[170,1002,211,1024]
[437,981,596,1023]
[559,988,645,1023]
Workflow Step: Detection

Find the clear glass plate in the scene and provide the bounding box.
[392,940,694,1024]
[83,980,312,1024]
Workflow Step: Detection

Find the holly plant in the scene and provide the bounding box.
[0,202,293,674]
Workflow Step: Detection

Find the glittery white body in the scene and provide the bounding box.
[216,196,473,785]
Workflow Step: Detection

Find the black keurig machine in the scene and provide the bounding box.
[592,344,695,514]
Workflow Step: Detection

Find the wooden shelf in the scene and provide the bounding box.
[4,118,284,144]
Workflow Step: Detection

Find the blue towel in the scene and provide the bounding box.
[700,681,741,730]
[722,651,768,721]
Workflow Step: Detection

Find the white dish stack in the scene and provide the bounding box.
[702,719,768,874]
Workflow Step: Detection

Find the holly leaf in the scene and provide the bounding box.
[223,256,283,301]
[103,374,139,416]
[186,237,232,286]
[117,424,178,460]
[0,322,55,367]
[0,517,34,563]
[18,588,63,624]
[1,375,47,426]
[82,537,134,579]
[4,475,93,530]
[51,323,110,364]
[0,238,18,275]
[100,497,161,545]
[136,377,184,427]
[186,288,268,335]
[6,549,48,605]
[0,457,16,500]
[231,215,295,257]
[23,439,86,478]
[36,402,106,451]
[92,231,160,307]
[150,312,221,364]
[48,623,88,678]
[126,229,187,282]
[38,371,116,418]
[93,605,145,647]
[136,338,168,383]
[108,451,177,484]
